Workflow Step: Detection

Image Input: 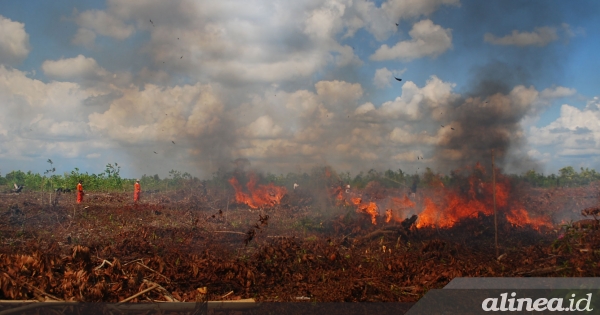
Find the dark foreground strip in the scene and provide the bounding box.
[0,302,415,315]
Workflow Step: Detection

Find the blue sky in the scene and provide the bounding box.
[0,0,598,179]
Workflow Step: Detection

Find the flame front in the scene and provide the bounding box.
[351,197,378,225]
[229,173,287,209]
[415,164,552,230]
[324,163,552,230]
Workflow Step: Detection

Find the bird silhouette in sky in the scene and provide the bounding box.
[451,127,455,130]
[154,151,157,154]
[394,77,402,82]
[150,19,154,26]
[172,141,176,144]
[395,23,399,26]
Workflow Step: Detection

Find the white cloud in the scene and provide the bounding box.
[370,19,452,61]
[529,104,600,156]
[484,26,558,47]
[71,28,97,49]
[315,80,363,105]
[75,9,135,40]
[0,15,30,66]
[585,97,599,111]
[358,75,458,121]
[42,55,109,80]
[355,102,375,115]
[373,67,393,89]
[539,86,576,99]
[245,115,283,138]
[350,0,460,41]
[0,65,101,161]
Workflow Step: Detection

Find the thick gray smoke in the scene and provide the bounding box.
[433,61,542,173]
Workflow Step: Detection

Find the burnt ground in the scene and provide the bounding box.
[0,184,599,304]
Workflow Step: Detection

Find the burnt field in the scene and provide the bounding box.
[0,176,599,304]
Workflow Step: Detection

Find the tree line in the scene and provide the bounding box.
[1,163,599,193]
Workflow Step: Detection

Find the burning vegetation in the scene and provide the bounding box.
[0,164,599,306]
[228,172,287,209]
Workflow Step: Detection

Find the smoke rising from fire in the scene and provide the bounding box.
[432,62,543,173]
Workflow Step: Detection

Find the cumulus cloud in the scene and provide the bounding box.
[484,26,558,47]
[74,9,135,41]
[5,0,593,178]
[42,55,109,80]
[370,20,452,61]
[358,75,458,120]
[373,67,406,89]
[245,115,283,139]
[348,0,460,41]
[0,65,104,162]
[539,86,576,99]
[529,104,600,151]
[71,28,97,49]
[0,15,30,66]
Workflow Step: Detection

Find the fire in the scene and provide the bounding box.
[351,197,378,225]
[326,163,553,230]
[386,196,416,223]
[415,164,552,230]
[385,209,392,223]
[228,173,287,209]
[505,208,552,229]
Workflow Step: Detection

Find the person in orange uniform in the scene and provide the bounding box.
[76,180,84,204]
[134,179,141,203]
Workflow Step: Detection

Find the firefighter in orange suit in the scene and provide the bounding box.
[76,180,84,203]
[134,179,141,202]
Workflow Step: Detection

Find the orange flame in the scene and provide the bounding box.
[326,164,552,230]
[415,165,552,230]
[505,208,553,230]
[351,197,378,225]
[385,209,392,223]
[228,173,287,209]
[386,196,416,223]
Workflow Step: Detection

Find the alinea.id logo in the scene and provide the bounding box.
[482,292,593,312]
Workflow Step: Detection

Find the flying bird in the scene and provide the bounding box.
[395,23,399,26]
[154,151,157,154]
[394,77,402,82]
[451,127,455,130]
[441,125,444,128]
[150,19,154,26]
[180,56,183,59]
[172,141,176,144]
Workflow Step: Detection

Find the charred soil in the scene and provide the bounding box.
[0,185,599,303]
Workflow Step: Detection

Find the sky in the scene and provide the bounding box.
[0,0,599,179]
